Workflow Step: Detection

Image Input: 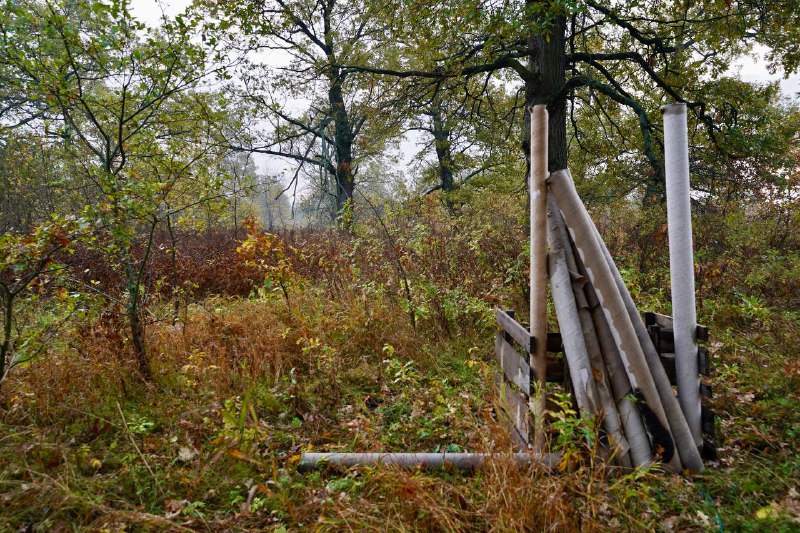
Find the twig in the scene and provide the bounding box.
[116,401,164,498]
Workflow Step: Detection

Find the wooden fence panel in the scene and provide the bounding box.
[495,333,531,395]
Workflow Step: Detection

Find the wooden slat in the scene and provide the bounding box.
[495,334,531,395]
[644,311,709,344]
[498,406,530,451]
[698,346,710,376]
[494,374,530,443]
[496,309,564,353]
[496,309,533,353]
[658,353,677,385]
[654,352,714,385]
[545,355,565,383]
[546,332,564,353]
[701,404,715,437]
[643,311,673,329]
[655,328,675,354]
[696,325,709,343]
[701,405,717,460]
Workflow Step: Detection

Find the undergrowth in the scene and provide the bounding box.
[1,192,798,531]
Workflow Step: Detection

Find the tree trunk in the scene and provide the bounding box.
[524,7,567,173]
[0,289,14,389]
[124,251,152,381]
[166,208,181,325]
[329,71,356,219]
[431,107,455,193]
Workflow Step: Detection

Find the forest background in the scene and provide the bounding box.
[1,0,799,530]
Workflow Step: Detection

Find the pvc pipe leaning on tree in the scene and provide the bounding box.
[297,453,562,472]
[662,103,702,449]
[547,247,601,419]
[547,169,683,473]
[529,105,549,452]
[572,236,652,468]
[547,198,631,468]
[592,221,705,472]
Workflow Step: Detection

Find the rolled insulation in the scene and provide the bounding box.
[548,198,631,467]
[593,222,704,472]
[548,248,601,418]
[572,236,652,468]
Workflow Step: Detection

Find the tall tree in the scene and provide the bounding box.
[197,0,403,224]
[405,78,524,200]
[342,0,800,199]
[0,0,227,379]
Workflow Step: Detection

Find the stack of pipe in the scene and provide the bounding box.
[546,168,703,473]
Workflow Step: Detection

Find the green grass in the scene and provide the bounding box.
[1,283,799,531]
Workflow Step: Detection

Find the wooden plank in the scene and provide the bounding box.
[701,404,715,437]
[496,309,533,353]
[545,355,565,383]
[657,353,677,385]
[494,374,530,443]
[498,407,530,451]
[698,346,710,376]
[643,311,673,329]
[647,324,664,353]
[701,405,717,460]
[658,350,717,383]
[495,333,531,395]
[496,309,564,353]
[651,347,709,381]
[696,325,709,343]
[546,332,564,353]
[645,311,708,344]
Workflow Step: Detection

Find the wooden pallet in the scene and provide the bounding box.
[494,308,717,460]
[494,309,565,449]
[642,312,717,460]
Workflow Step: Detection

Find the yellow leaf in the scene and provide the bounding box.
[755,505,777,519]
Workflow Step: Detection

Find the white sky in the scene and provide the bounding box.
[731,45,800,99]
[130,0,189,26]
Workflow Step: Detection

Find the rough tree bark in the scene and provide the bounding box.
[431,107,456,193]
[328,70,356,215]
[525,9,568,173]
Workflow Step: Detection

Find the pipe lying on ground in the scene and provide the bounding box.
[593,225,704,472]
[662,103,702,449]
[548,169,683,473]
[298,452,562,472]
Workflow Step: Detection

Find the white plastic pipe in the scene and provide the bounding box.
[298,452,562,472]
[547,199,630,467]
[593,225,704,472]
[548,248,601,417]
[573,238,651,468]
[548,169,683,473]
[662,103,702,448]
[529,105,549,452]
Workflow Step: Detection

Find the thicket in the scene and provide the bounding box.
[1,182,798,530]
